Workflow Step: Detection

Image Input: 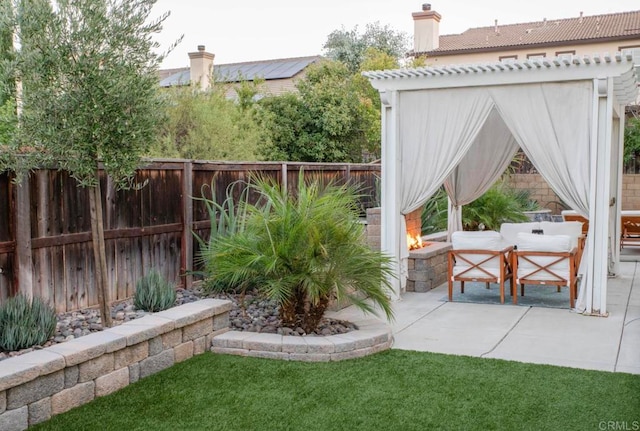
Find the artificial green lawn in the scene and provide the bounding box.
[34,350,640,431]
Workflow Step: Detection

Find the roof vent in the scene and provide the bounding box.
[579,11,584,23]
[197,45,205,52]
[422,3,431,11]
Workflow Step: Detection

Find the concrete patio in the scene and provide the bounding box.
[328,259,640,375]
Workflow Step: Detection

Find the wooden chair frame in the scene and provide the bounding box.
[511,248,578,308]
[447,246,514,304]
[621,215,640,249]
[561,214,589,236]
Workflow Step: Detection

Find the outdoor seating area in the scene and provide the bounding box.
[562,209,640,250]
[448,221,584,307]
[365,54,638,317]
[621,210,640,249]
[331,258,640,374]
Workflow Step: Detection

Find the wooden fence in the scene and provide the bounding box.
[0,160,380,313]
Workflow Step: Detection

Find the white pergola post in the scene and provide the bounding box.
[611,112,624,276]
[380,91,402,300]
[587,77,615,315]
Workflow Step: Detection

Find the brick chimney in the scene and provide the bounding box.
[412,3,441,54]
[188,45,214,91]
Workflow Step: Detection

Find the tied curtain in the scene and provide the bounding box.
[488,81,593,312]
[444,108,520,239]
[397,81,593,309]
[397,88,495,283]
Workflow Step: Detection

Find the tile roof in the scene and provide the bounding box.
[420,10,640,56]
[159,55,322,87]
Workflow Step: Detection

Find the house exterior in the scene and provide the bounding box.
[412,4,640,67]
[158,45,321,99]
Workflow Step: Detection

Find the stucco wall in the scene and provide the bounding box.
[425,39,640,66]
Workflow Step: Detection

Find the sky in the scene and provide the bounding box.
[152,0,640,69]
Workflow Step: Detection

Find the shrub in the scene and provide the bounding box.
[192,180,251,291]
[0,294,56,351]
[421,188,448,235]
[421,183,537,233]
[200,174,395,333]
[134,269,176,312]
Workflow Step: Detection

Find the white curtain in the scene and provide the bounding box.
[397,88,494,280]
[489,81,593,311]
[444,108,520,239]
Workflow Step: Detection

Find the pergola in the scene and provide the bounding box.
[364,54,639,316]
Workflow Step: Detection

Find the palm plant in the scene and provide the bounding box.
[421,183,536,233]
[200,174,394,333]
[462,184,531,231]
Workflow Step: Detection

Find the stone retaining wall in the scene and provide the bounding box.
[211,318,392,362]
[0,299,232,431]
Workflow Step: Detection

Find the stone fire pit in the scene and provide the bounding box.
[406,238,451,292]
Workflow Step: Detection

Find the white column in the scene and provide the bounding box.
[586,78,613,316]
[380,91,402,300]
[611,113,623,276]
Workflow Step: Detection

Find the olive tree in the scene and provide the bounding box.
[8,0,175,326]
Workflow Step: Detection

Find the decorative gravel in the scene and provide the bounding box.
[0,287,357,361]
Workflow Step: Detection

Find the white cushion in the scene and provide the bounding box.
[451,231,505,280]
[499,222,541,246]
[539,221,582,249]
[515,232,571,282]
[452,230,503,250]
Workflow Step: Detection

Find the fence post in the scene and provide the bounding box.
[281,163,287,192]
[181,161,193,290]
[15,173,33,298]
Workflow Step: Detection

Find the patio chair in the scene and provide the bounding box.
[512,232,578,308]
[448,231,514,304]
[621,211,640,249]
[539,221,585,269]
[561,210,589,236]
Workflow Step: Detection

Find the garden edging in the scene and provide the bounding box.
[211,318,393,361]
[0,299,232,431]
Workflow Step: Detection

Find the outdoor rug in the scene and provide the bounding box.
[442,282,571,309]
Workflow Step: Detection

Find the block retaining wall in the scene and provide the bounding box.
[0,299,232,431]
[211,318,392,362]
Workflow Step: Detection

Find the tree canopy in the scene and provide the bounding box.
[256,60,376,163]
[5,0,170,187]
[323,22,409,74]
[152,83,263,161]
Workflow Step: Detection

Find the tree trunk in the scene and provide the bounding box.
[279,288,306,328]
[279,289,330,334]
[300,295,330,334]
[89,173,112,327]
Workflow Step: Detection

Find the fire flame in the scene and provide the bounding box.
[407,234,424,250]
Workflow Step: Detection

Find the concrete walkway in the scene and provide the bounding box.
[328,261,640,374]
